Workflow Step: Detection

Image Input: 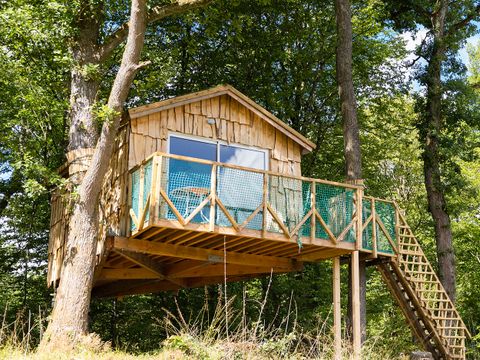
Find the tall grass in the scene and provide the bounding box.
[157,284,407,360]
[0,279,410,359]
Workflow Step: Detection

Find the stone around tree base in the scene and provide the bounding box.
[410,351,433,360]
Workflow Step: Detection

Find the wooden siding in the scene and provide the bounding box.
[47,125,130,286]
[129,95,302,176]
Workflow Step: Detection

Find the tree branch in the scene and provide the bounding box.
[80,0,148,207]
[98,0,212,62]
[447,3,480,35]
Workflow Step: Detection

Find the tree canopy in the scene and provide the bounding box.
[0,0,479,357]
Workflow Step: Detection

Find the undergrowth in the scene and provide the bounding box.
[0,280,411,359]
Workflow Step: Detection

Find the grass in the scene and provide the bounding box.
[0,281,412,359]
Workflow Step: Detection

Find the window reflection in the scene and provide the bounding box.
[169,136,216,161]
[220,145,265,170]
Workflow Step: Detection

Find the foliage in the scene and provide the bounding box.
[0,0,478,357]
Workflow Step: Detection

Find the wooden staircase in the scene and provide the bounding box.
[378,207,470,360]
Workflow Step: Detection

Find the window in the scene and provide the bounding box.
[167,134,267,228]
[169,136,217,161]
[169,134,268,170]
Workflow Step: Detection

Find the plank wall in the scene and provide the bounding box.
[129,95,302,176]
[47,125,130,286]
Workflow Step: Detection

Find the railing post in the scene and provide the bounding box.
[355,186,363,251]
[262,173,268,238]
[149,156,159,226]
[127,170,133,236]
[138,164,145,226]
[351,250,361,359]
[394,203,401,262]
[311,181,316,241]
[371,199,377,258]
[333,256,342,360]
[209,164,217,232]
[154,155,164,223]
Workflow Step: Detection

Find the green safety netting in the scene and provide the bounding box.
[375,201,396,254]
[130,159,153,231]
[162,158,212,224]
[307,183,355,243]
[361,199,396,254]
[130,156,359,247]
[267,175,304,233]
[130,168,140,231]
[362,198,373,250]
[217,167,264,230]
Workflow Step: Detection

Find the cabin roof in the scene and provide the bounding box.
[128,84,316,153]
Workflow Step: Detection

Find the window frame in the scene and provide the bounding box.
[168,132,269,170]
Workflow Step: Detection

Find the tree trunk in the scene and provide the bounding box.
[421,1,456,302]
[68,3,102,152]
[334,0,366,344]
[39,0,212,351]
[40,0,148,349]
[335,0,362,181]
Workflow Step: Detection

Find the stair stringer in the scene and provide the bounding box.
[384,207,470,359]
[378,261,444,359]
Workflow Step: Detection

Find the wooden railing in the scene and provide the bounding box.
[128,152,398,254]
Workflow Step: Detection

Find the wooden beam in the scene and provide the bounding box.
[216,198,240,231]
[153,218,357,251]
[93,237,114,284]
[333,257,341,360]
[169,262,302,278]
[315,210,337,244]
[99,262,302,281]
[94,274,262,298]
[113,237,299,269]
[93,279,166,298]
[137,193,151,231]
[114,249,186,287]
[163,260,207,276]
[351,251,361,359]
[97,268,159,280]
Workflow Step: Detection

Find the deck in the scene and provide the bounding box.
[92,152,469,359]
[93,152,398,297]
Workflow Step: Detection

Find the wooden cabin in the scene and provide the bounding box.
[47,85,469,360]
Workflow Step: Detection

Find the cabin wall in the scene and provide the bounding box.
[129,95,302,175]
[47,125,129,286]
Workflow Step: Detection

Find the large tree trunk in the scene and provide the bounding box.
[40,0,148,349]
[421,1,456,302]
[334,0,366,344]
[40,0,212,350]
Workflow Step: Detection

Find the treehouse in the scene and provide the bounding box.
[48,85,469,359]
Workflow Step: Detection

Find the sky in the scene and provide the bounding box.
[402,24,480,71]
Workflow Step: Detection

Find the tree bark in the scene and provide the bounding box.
[40,0,213,350]
[40,0,148,349]
[334,0,366,345]
[335,0,362,181]
[421,0,456,302]
[68,2,102,151]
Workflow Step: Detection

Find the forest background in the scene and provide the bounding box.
[0,0,480,358]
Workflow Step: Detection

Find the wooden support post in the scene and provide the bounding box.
[154,155,163,222]
[127,171,133,236]
[371,199,377,258]
[262,173,268,238]
[138,165,145,222]
[351,250,361,359]
[311,181,316,240]
[394,204,400,262]
[209,164,217,232]
[355,186,363,250]
[149,156,159,225]
[333,257,342,360]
